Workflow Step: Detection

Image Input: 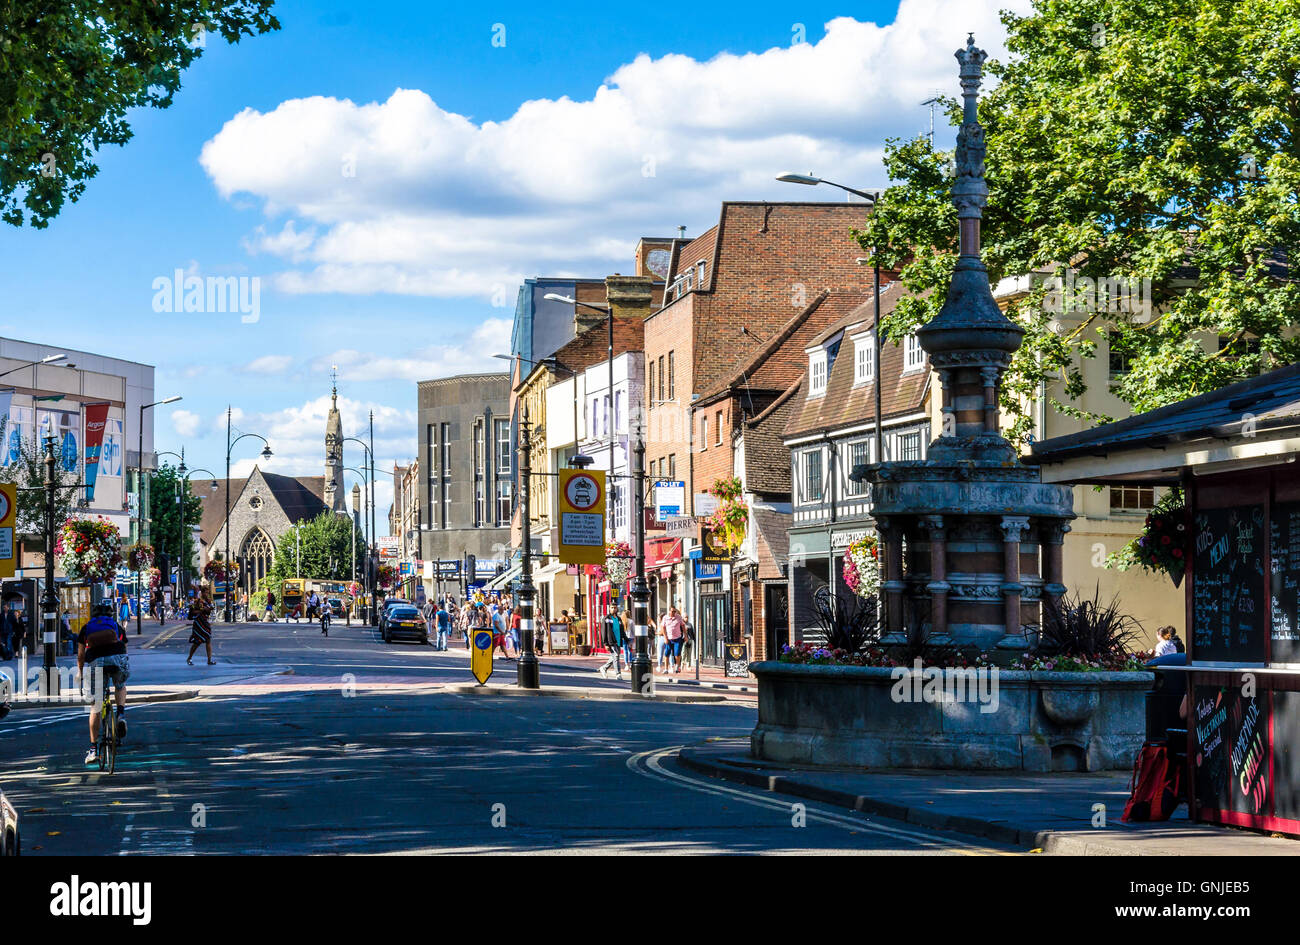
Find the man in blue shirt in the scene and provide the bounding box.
[76,603,130,765]
[435,603,452,651]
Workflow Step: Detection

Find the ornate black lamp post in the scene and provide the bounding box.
[629,433,652,693]
[515,406,540,689]
[223,407,272,623]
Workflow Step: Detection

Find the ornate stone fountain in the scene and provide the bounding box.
[869,35,1074,656]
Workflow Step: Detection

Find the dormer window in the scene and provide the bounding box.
[809,349,828,397]
[695,260,706,289]
[852,331,875,386]
[903,333,925,372]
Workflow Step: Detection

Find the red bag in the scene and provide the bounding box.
[1122,741,1182,822]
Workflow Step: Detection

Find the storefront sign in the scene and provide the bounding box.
[645,537,682,571]
[694,493,719,517]
[558,468,606,564]
[82,403,110,503]
[699,527,730,564]
[664,515,697,537]
[378,536,400,560]
[832,529,870,550]
[725,642,750,678]
[694,560,722,580]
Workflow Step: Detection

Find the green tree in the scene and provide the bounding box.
[857,0,1300,443]
[146,462,204,573]
[267,511,364,586]
[0,0,279,227]
[0,419,75,539]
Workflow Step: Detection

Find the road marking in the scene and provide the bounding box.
[142,624,188,649]
[628,747,1015,856]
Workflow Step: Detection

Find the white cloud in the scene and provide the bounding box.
[200,3,1029,301]
[315,317,513,382]
[242,354,295,375]
[171,409,202,438]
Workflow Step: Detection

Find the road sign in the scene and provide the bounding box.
[0,482,13,579]
[557,468,605,565]
[471,628,494,685]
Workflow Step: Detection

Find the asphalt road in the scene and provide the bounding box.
[0,620,1017,855]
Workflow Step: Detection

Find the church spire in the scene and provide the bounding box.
[324,366,345,512]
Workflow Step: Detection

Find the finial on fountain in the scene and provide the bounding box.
[952,34,988,255]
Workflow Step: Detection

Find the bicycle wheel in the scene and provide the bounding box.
[98,706,111,772]
[102,703,117,774]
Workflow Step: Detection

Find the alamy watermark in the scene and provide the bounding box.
[151,269,261,323]
[1042,268,1152,322]
[889,659,1000,714]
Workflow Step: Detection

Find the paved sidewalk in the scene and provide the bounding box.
[679,740,1300,856]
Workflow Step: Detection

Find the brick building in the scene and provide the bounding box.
[641,202,890,640]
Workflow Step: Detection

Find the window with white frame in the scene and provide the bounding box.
[903,334,925,372]
[846,440,872,495]
[494,420,510,474]
[853,333,875,386]
[701,415,708,449]
[898,431,922,461]
[1110,485,1155,512]
[696,260,706,290]
[800,448,824,504]
[809,349,828,396]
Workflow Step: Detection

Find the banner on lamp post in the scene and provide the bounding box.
[83,403,111,503]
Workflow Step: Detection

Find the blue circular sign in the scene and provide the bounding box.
[473,630,492,651]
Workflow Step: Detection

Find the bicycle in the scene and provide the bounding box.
[319,608,331,637]
[94,667,121,774]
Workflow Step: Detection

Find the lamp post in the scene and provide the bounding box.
[223,406,272,623]
[157,449,217,600]
[40,426,59,692]
[343,436,376,624]
[629,432,652,693]
[0,352,66,379]
[344,464,370,623]
[777,172,886,462]
[137,395,182,636]
[516,406,540,689]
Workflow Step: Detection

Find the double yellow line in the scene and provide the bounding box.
[141,623,189,649]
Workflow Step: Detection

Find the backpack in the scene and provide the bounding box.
[1122,741,1182,822]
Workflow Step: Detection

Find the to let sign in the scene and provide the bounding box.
[558,468,606,565]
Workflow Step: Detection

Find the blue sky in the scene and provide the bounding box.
[0,0,1023,516]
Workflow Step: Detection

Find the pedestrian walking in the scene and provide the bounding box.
[435,602,452,650]
[621,607,635,668]
[680,614,697,671]
[660,606,685,674]
[264,589,277,622]
[187,588,216,666]
[598,609,625,680]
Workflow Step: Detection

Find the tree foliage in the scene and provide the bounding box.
[266,511,364,587]
[856,0,1300,443]
[146,462,205,571]
[0,0,279,227]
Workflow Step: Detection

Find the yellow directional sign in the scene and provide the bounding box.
[557,468,606,565]
[0,482,15,579]
[471,628,494,685]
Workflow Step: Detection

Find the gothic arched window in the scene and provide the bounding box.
[241,528,275,591]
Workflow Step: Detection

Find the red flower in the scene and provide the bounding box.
[1172,548,1183,558]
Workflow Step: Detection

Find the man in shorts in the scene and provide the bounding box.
[76,603,130,766]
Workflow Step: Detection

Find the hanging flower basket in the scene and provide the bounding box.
[842,534,880,600]
[705,476,748,553]
[126,542,154,572]
[376,564,397,591]
[203,559,236,583]
[601,540,633,586]
[54,516,124,584]
[146,567,162,591]
[1109,490,1189,587]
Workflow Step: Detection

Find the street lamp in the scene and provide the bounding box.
[0,352,67,379]
[516,406,539,689]
[223,406,272,623]
[775,172,882,203]
[777,173,887,464]
[156,448,217,599]
[136,395,181,635]
[343,435,377,624]
[629,430,652,693]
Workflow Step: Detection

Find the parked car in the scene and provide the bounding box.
[382,604,428,644]
[378,597,408,631]
[1,786,19,856]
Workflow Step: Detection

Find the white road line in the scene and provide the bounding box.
[628,747,1014,856]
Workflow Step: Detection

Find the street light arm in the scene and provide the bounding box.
[228,431,270,455]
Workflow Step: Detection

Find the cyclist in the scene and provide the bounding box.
[76,603,130,766]
[319,598,331,637]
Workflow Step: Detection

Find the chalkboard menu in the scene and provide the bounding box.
[1192,684,1271,823]
[1274,692,1300,824]
[1192,505,1266,663]
[1269,501,1300,664]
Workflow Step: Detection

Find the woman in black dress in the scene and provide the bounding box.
[186,588,216,665]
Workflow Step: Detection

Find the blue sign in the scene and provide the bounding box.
[694,561,722,580]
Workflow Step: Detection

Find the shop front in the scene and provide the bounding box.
[1029,363,1300,836]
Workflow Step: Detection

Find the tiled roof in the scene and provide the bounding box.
[189,472,327,551]
[784,284,930,440]
[744,378,802,494]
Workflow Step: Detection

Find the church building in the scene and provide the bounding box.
[189,386,349,591]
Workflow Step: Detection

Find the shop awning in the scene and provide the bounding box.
[483,562,523,591]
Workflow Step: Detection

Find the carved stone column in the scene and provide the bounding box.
[1042,521,1071,606]
[878,520,905,642]
[980,365,999,434]
[921,515,950,643]
[996,515,1030,652]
